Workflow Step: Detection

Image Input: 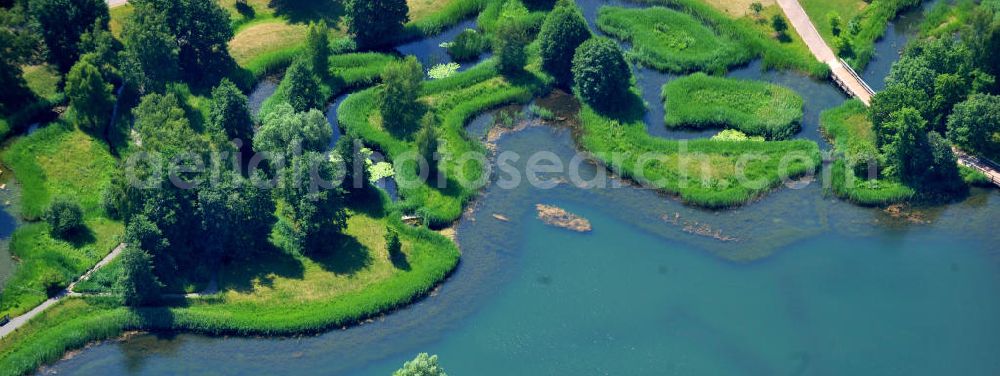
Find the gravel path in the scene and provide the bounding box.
[0,243,126,340]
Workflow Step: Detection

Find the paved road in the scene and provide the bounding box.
[776,0,873,104]
[108,0,127,7]
[0,243,126,340]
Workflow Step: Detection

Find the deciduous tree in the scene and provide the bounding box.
[306,20,331,78]
[66,58,114,134]
[121,6,179,93]
[285,59,324,112]
[393,353,447,376]
[45,196,84,239]
[493,1,531,75]
[346,0,408,48]
[947,94,1000,158]
[538,0,591,87]
[379,56,423,134]
[415,112,439,174]
[117,245,162,306]
[28,0,108,72]
[208,78,253,145]
[572,37,631,112]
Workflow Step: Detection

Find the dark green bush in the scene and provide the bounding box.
[447,29,489,62]
[45,197,85,240]
[572,37,631,112]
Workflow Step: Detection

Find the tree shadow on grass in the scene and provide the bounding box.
[62,225,97,249]
[269,0,345,25]
[310,233,373,276]
[592,88,647,124]
[389,247,411,271]
[220,245,306,293]
[345,184,390,218]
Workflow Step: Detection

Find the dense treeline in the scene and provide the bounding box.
[865,0,1000,197]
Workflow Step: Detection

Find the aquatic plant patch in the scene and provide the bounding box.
[662,73,804,140]
[338,60,547,226]
[578,91,820,208]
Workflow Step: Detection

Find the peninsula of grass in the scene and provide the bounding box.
[338,60,548,226]
[0,194,460,376]
[0,121,123,318]
[800,0,921,68]
[608,0,828,77]
[597,6,751,74]
[662,73,804,140]
[576,90,820,208]
[820,100,914,205]
[258,52,399,118]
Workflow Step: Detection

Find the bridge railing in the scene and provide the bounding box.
[838,58,876,97]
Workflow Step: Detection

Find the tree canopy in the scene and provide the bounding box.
[117,245,162,307]
[572,37,631,112]
[493,1,531,75]
[306,21,331,78]
[66,58,115,135]
[45,196,85,240]
[947,94,1000,159]
[208,78,254,145]
[393,353,448,376]
[538,0,591,87]
[129,0,234,83]
[253,102,332,157]
[0,5,41,112]
[121,5,179,93]
[28,0,109,72]
[285,59,324,112]
[379,56,424,134]
[346,0,409,48]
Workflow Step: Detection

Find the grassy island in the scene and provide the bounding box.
[338,60,548,226]
[599,0,828,77]
[578,93,821,208]
[596,6,750,74]
[663,73,804,140]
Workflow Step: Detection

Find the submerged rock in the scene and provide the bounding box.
[535,204,592,232]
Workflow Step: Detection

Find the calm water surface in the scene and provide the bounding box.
[43,1,1000,375]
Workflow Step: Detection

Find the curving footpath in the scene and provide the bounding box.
[776,0,874,105]
[0,243,126,340]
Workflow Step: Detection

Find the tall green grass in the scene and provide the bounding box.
[258,52,398,119]
[0,121,123,317]
[578,91,820,208]
[338,60,547,226]
[0,208,459,376]
[401,0,494,41]
[846,0,922,69]
[597,6,752,74]
[627,0,829,78]
[662,73,804,139]
[829,160,915,204]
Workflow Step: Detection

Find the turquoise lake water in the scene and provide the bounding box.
[37,0,1000,374]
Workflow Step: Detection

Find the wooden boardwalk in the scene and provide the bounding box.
[955,150,1000,188]
[778,0,1000,186]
